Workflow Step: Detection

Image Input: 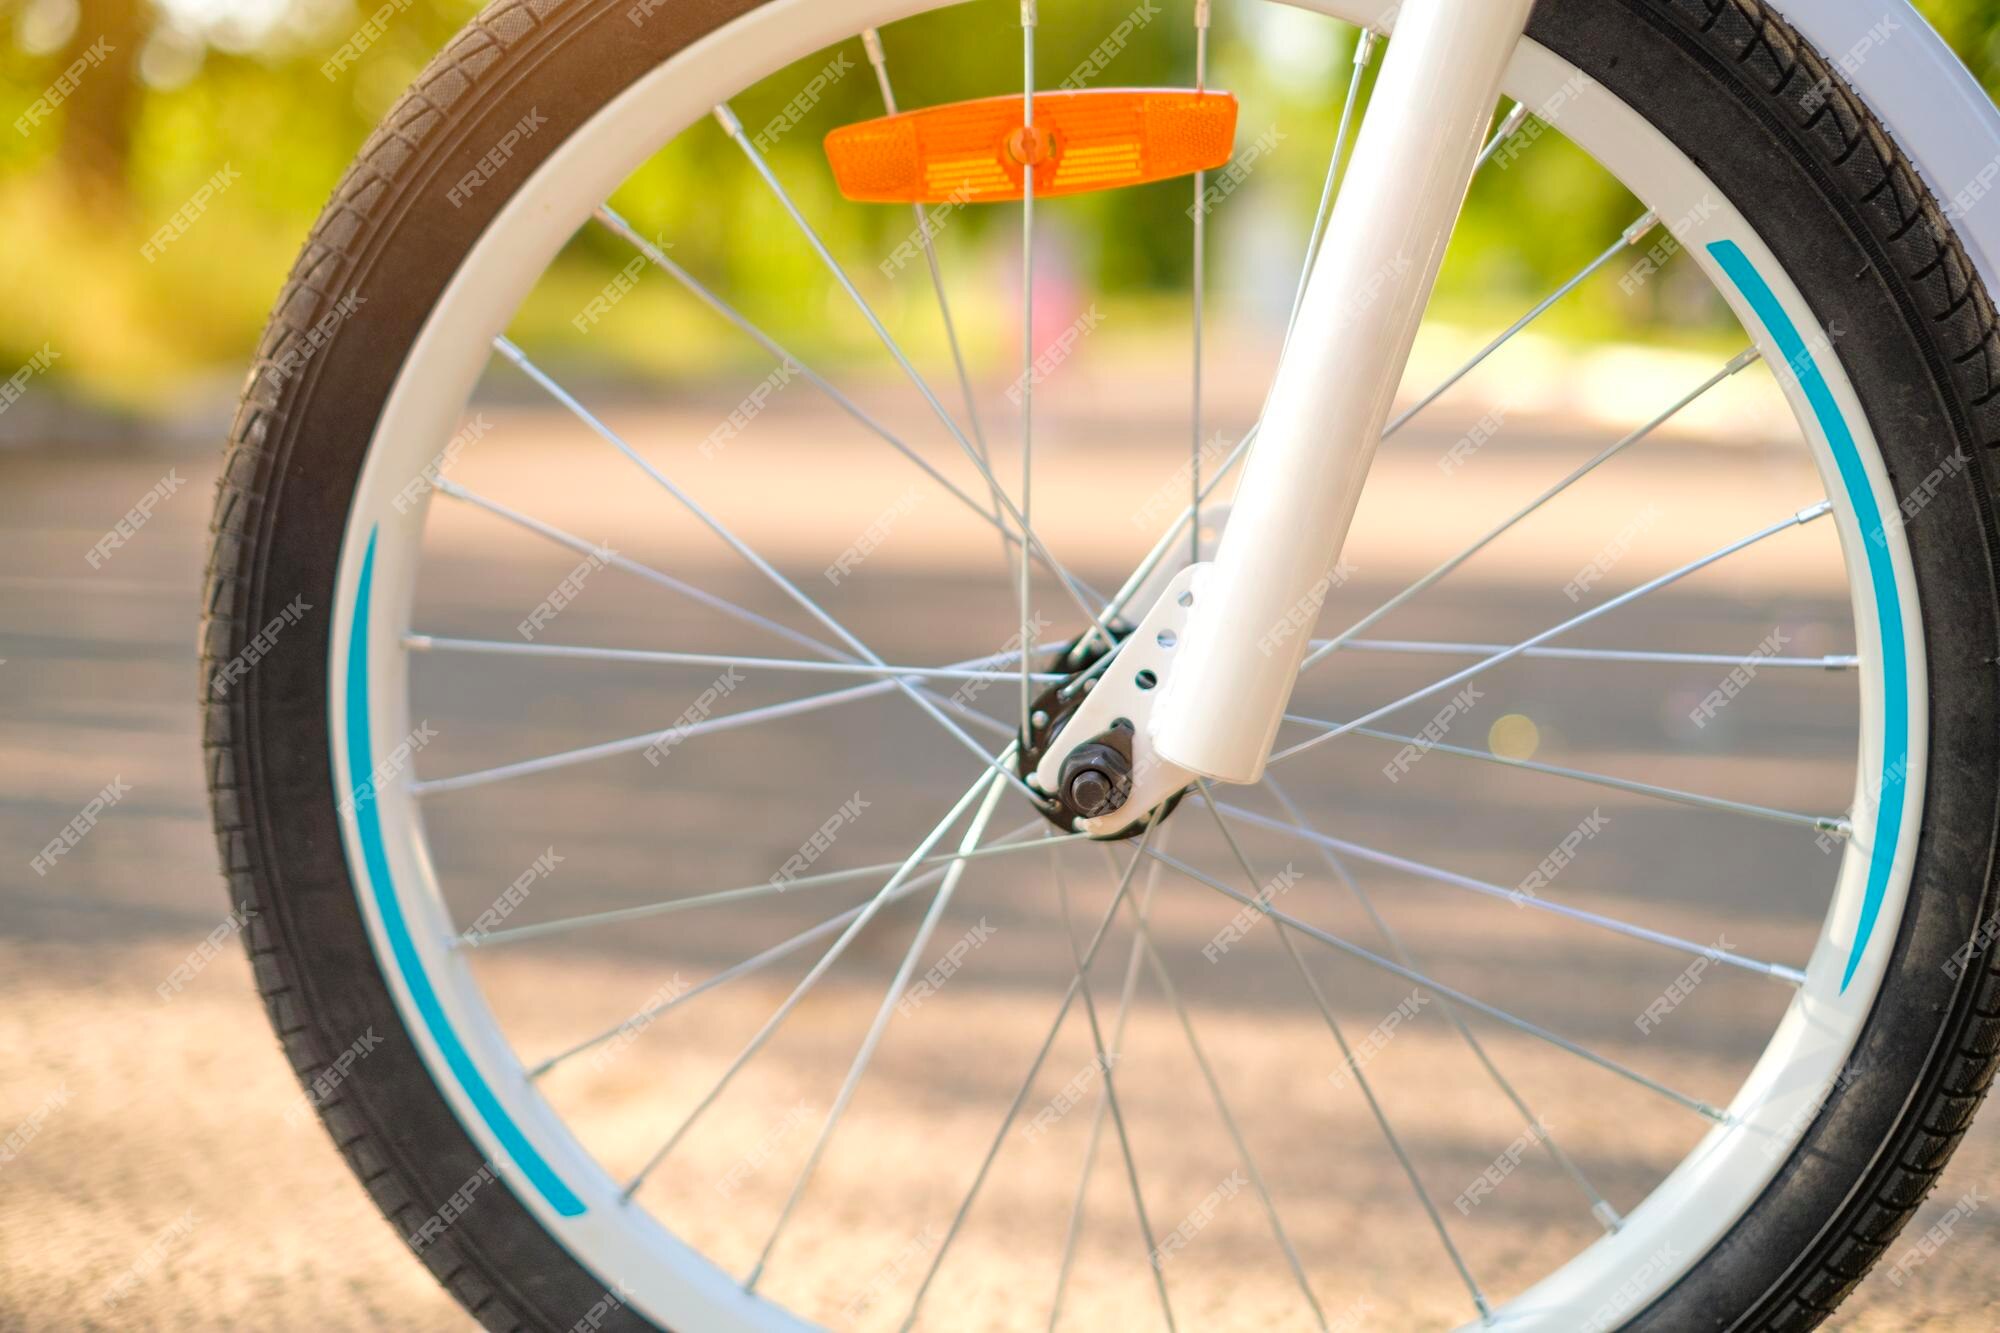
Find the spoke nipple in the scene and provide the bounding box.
[712,102,744,138]
[1624,209,1661,245]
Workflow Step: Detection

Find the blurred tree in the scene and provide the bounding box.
[56,0,146,195]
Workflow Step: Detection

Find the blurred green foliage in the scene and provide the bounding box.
[1921,0,2000,85]
[1,0,1996,408]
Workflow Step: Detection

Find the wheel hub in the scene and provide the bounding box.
[1019,629,1181,840]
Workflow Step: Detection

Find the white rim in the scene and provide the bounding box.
[323,3,1929,1328]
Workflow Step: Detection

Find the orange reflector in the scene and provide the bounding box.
[825,88,1239,204]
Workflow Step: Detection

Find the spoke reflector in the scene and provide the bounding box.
[824,88,1238,203]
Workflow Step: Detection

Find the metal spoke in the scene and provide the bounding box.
[404,634,1062,685]
[1281,714,1851,837]
[1191,0,1213,567]
[410,657,1016,797]
[1281,28,1375,349]
[1210,797,1806,984]
[1323,637,1858,672]
[1384,211,1661,438]
[1099,842,1328,1326]
[433,465,1040,789]
[525,860,957,1081]
[1276,497,1831,764]
[1050,843,1177,1330]
[432,477,1031,745]
[471,822,1071,951]
[1048,841,1165,1330]
[1019,1,1039,738]
[1067,426,1255,667]
[622,765,1007,1199]
[523,824,1050,1080]
[1300,346,1762,676]
[1197,787,1491,1321]
[745,777,1009,1291]
[711,100,1121,655]
[899,815,1164,1331]
[592,205,1028,552]
[597,203,1106,608]
[1262,776,1621,1233]
[492,334,1041,804]
[1144,839,1728,1122]
[412,679,887,796]
[434,475,848,665]
[856,29,1010,564]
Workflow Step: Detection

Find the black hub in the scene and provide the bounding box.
[1019,629,1184,840]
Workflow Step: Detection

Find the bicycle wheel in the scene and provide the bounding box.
[203,0,2000,1327]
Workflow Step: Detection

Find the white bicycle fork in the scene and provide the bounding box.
[1148,0,1537,784]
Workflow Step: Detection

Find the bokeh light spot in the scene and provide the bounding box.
[1489,712,1540,760]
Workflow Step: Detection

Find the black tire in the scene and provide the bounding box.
[202,0,2000,1328]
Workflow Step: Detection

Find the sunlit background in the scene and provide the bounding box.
[0,0,1992,418]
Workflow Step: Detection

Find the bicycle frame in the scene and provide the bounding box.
[1149,0,1537,783]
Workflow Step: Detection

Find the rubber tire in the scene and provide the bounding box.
[200,0,2000,1328]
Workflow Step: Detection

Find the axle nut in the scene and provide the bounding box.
[1059,742,1132,818]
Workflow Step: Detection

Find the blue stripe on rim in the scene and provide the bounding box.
[343,526,587,1216]
[1707,239,1910,993]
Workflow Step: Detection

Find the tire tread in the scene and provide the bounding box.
[200,3,563,1329]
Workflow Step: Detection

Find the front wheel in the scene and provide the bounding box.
[206,0,2000,1328]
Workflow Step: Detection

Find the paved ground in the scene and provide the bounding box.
[2,361,1996,1330]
